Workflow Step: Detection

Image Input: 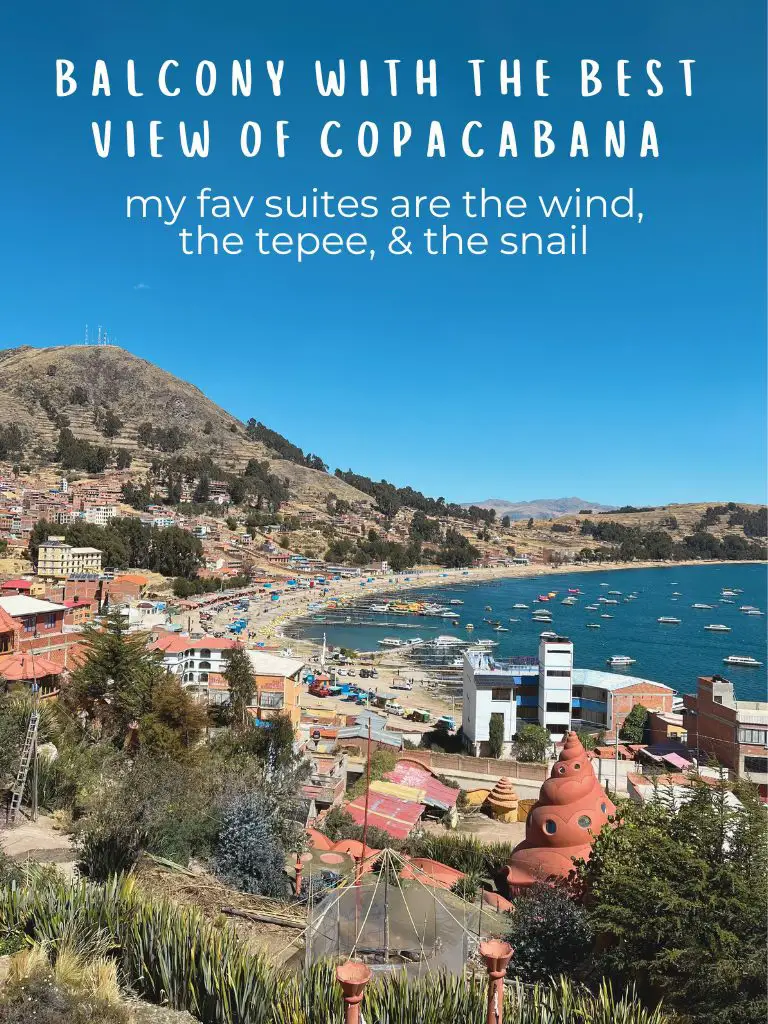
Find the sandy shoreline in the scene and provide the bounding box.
[258,558,765,651]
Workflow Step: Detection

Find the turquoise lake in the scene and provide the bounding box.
[286,563,767,699]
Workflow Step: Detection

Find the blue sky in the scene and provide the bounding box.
[1,0,765,506]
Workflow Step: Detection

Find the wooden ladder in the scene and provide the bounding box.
[8,711,39,824]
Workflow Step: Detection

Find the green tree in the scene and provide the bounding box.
[514,724,550,763]
[193,475,210,503]
[505,882,592,983]
[223,647,255,729]
[63,612,166,739]
[579,777,767,1024]
[488,713,504,759]
[115,449,132,469]
[501,515,511,528]
[138,676,207,755]
[620,703,648,743]
[213,794,291,897]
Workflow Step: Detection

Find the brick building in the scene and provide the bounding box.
[683,675,768,794]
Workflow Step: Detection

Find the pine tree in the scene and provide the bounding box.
[223,647,255,729]
[65,611,166,738]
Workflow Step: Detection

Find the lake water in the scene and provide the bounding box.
[287,563,767,699]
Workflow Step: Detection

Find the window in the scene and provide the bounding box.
[22,616,34,633]
[549,724,568,735]
[199,673,209,683]
[198,661,211,670]
[44,613,57,628]
[546,702,570,713]
[547,669,571,677]
[600,802,607,813]
[739,729,768,746]
[544,820,557,834]
[491,687,511,701]
[743,756,768,775]
[261,692,284,709]
[577,815,592,828]
[200,649,211,658]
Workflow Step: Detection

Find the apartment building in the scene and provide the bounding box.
[683,675,768,794]
[149,634,239,701]
[462,636,675,755]
[246,649,305,729]
[37,537,103,578]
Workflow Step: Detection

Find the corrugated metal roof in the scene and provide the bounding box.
[345,792,425,840]
[386,760,459,810]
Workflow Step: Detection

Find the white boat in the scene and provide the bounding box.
[449,599,464,605]
[692,603,713,609]
[745,609,764,616]
[723,655,762,667]
[672,591,682,596]
[493,625,509,632]
[720,599,735,604]
[473,639,499,648]
[561,597,578,605]
[600,613,613,619]
[442,611,461,619]
[607,655,636,666]
[378,637,403,647]
[658,617,681,624]
[370,603,390,613]
[465,623,474,630]
[721,589,738,597]
[604,599,619,605]
[513,603,528,609]
[586,623,600,629]
[586,604,599,611]
[433,635,465,647]
[704,624,731,632]
[608,590,622,596]
[600,583,609,587]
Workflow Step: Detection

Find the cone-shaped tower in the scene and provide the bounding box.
[504,731,615,891]
[484,777,519,822]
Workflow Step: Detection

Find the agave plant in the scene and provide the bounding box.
[0,867,668,1024]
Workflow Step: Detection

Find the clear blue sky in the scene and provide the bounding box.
[1,0,765,506]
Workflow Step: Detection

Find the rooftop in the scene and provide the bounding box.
[246,649,305,678]
[0,595,67,617]
[464,650,539,675]
[572,667,675,694]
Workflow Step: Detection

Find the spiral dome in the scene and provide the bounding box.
[485,777,519,822]
[504,732,615,891]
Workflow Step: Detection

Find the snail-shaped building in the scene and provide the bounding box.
[504,731,615,891]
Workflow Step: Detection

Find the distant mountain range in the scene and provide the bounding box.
[461,497,616,520]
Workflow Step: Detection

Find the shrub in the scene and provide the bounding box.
[213,795,291,897]
[505,882,592,982]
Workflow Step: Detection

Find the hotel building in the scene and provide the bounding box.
[37,537,103,578]
[462,634,675,756]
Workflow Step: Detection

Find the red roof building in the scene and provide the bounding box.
[386,759,459,811]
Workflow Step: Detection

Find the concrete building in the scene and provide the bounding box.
[683,675,768,794]
[150,634,239,701]
[246,649,305,730]
[80,505,117,526]
[462,636,676,755]
[37,537,103,578]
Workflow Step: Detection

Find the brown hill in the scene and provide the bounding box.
[0,345,367,504]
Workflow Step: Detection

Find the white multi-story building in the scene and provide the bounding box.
[149,634,238,701]
[461,649,538,757]
[538,634,574,740]
[80,505,117,526]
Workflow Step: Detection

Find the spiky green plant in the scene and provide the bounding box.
[0,867,668,1024]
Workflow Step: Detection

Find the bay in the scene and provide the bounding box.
[287,562,767,700]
